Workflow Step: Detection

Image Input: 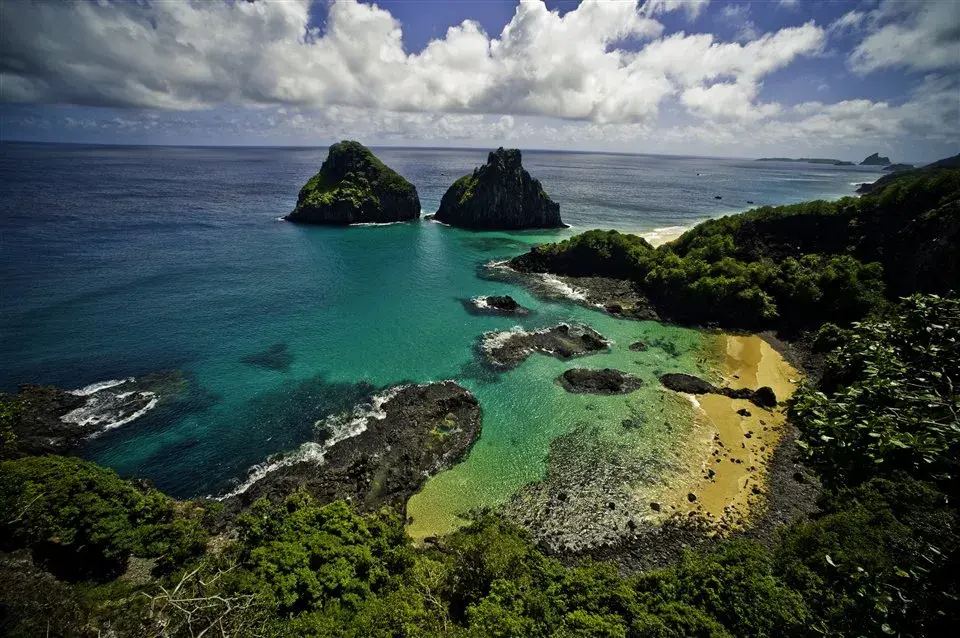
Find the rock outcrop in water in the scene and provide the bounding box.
[463,294,531,316]
[860,152,891,166]
[433,148,563,229]
[0,373,185,456]
[660,372,777,408]
[557,368,643,394]
[229,381,481,513]
[285,141,420,225]
[480,323,609,370]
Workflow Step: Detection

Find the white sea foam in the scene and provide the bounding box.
[352,220,411,227]
[480,325,531,355]
[540,274,588,302]
[472,296,491,309]
[68,378,131,396]
[219,442,327,500]
[217,384,409,500]
[61,390,158,434]
[485,258,511,270]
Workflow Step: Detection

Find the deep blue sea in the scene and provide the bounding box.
[0,142,884,521]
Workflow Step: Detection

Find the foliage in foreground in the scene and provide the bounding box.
[1,295,958,636]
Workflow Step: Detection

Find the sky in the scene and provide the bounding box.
[1,0,958,161]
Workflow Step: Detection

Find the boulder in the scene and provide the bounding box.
[556,368,643,394]
[434,148,563,229]
[659,373,778,408]
[659,372,716,395]
[463,295,531,316]
[285,141,420,224]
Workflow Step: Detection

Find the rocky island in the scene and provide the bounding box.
[463,294,531,316]
[432,147,564,229]
[285,140,420,225]
[860,152,891,166]
[557,368,643,394]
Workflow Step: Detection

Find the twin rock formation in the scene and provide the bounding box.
[286,141,564,230]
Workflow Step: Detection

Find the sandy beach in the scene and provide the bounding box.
[650,334,800,531]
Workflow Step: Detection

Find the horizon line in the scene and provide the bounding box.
[1,139,890,164]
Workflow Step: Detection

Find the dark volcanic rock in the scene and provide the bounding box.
[557,368,643,394]
[659,372,777,408]
[434,148,563,229]
[481,323,609,370]
[750,386,778,408]
[230,381,481,513]
[240,343,293,372]
[1,372,186,456]
[463,294,531,316]
[285,140,420,225]
[629,341,648,351]
[860,152,892,166]
[659,372,716,395]
[487,295,519,311]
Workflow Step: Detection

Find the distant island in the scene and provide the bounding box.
[860,152,891,166]
[755,157,855,166]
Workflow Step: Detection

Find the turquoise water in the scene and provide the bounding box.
[0,143,884,509]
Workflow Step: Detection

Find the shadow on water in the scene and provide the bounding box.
[240,342,294,372]
[458,236,534,254]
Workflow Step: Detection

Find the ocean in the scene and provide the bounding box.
[0,142,884,534]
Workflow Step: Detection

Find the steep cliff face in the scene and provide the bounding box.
[434,148,564,229]
[285,141,420,224]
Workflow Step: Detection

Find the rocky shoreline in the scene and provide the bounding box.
[479,323,609,369]
[226,381,481,515]
[2,372,187,457]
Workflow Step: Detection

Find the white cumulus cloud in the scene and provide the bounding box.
[0,0,823,126]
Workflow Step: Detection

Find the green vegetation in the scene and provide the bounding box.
[289,140,419,222]
[513,167,960,329]
[2,295,956,636]
[3,165,958,635]
[0,456,208,582]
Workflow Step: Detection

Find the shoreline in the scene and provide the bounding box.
[646,334,800,531]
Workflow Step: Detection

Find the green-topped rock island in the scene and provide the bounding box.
[285,140,420,225]
[431,147,565,229]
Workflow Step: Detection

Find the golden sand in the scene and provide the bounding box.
[648,334,800,530]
